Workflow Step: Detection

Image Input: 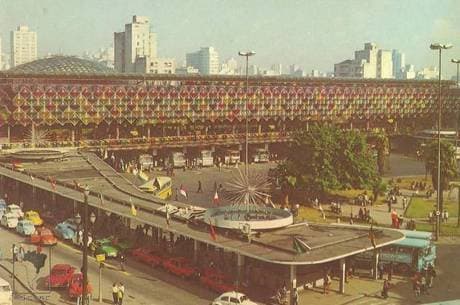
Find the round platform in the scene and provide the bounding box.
[204,205,293,230]
[10,150,64,161]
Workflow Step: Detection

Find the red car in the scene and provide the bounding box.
[162,257,198,278]
[30,227,58,246]
[49,264,75,288]
[200,268,235,293]
[68,273,93,299]
[131,247,164,268]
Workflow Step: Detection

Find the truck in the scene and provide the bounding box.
[252,148,269,163]
[221,149,240,165]
[138,154,154,171]
[198,150,214,167]
[170,152,186,168]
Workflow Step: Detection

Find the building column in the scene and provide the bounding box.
[193,240,199,264]
[373,250,380,280]
[147,126,151,139]
[339,258,346,294]
[258,124,262,134]
[236,254,244,289]
[176,126,180,137]
[116,126,120,140]
[289,265,297,305]
[71,129,75,144]
[31,123,36,148]
[7,126,11,144]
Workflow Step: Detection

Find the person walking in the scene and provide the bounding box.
[323,273,331,294]
[427,264,436,288]
[112,283,118,304]
[117,283,125,305]
[196,180,203,193]
[381,279,390,299]
[119,252,126,271]
[378,261,385,280]
[292,287,299,305]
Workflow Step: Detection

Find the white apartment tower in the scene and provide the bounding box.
[186,47,219,75]
[114,16,157,73]
[10,25,37,67]
[392,50,405,79]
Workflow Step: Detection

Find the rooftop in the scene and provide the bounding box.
[7,56,114,74]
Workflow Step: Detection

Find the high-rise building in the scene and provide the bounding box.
[334,43,394,79]
[186,47,219,75]
[271,64,283,75]
[114,16,157,73]
[0,36,2,70]
[416,67,439,80]
[392,50,405,79]
[10,25,37,67]
[401,64,416,79]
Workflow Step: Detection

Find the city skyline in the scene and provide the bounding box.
[0,0,459,77]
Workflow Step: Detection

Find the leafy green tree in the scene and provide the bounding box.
[425,140,458,211]
[276,124,378,196]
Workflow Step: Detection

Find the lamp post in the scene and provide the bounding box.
[452,59,460,153]
[238,51,256,178]
[76,186,90,305]
[430,43,453,241]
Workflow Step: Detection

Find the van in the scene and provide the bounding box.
[0,277,12,305]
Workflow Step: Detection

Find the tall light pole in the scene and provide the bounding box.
[238,51,256,178]
[430,43,453,241]
[452,59,460,151]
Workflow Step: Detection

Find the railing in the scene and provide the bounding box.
[1,131,294,151]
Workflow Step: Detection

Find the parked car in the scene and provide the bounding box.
[54,223,76,240]
[0,199,7,218]
[131,247,164,268]
[6,204,23,219]
[200,268,236,293]
[71,230,93,248]
[90,238,118,258]
[30,227,58,246]
[68,273,93,299]
[16,220,36,236]
[1,213,19,229]
[211,291,258,305]
[24,210,43,226]
[48,264,75,288]
[162,257,198,279]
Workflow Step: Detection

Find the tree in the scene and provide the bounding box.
[425,140,458,212]
[276,124,379,195]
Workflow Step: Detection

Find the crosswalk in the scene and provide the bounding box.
[346,296,401,305]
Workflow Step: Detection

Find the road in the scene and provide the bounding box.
[0,226,216,305]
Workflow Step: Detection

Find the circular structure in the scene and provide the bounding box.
[7,56,114,74]
[204,206,293,230]
[10,150,64,161]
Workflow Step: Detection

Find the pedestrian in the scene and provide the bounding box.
[359,207,364,220]
[117,283,125,305]
[443,209,449,223]
[388,262,393,281]
[293,287,299,305]
[119,252,126,271]
[378,261,385,280]
[112,282,118,304]
[323,273,331,294]
[319,204,325,219]
[402,196,407,210]
[381,279,390,299]
[18,246,25,262]
[427,264,436,287]
[197,180,203,193]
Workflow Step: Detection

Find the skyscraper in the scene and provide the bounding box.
[10,25,37,67]
[0,36,2,70]
[186,47,219,75]
[114,16,157,73]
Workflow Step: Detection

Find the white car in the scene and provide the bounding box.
[211,292,258,305]
[1,213,19,229]
[7,204,24,219]
[71,230,93,248]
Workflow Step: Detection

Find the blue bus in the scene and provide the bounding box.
[353,229,436,274]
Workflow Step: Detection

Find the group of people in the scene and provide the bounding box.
[355,192,372,206]
[428,209,449,223]
[390,209,404,229]
[358,207,371,222]
[412,264,436,298]
[111,282,125,305]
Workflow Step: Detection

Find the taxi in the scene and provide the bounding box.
[24,211,44,226]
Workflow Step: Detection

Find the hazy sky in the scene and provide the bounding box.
[1,0,459,77]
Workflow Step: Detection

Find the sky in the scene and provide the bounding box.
[0,0,459,77]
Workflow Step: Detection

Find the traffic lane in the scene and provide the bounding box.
[0,227,215,305]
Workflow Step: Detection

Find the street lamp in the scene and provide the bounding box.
[452,59,460,167]
[238,51,256,178]
[430,43,453,241]
[82,186,90,305]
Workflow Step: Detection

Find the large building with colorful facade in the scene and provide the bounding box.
[0,56,459,157]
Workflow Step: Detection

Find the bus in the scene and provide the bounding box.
[198,150,214,167]
[138,154,154,170]
[414,129,460,159]
[139,176,172,200]
[170,152,186,168]
[352,229,436,275]
[252,148,269,163]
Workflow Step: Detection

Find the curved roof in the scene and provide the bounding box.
[8,56,114,74]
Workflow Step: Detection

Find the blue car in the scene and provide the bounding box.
[54,223,76,240]
[0,200,6,218]
[16,220,36,236]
